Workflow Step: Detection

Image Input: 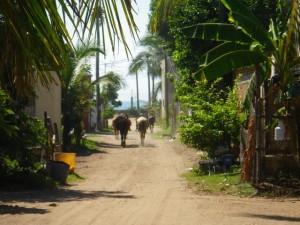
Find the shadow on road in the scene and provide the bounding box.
[0,204,49,215]
[0,189,136,215]
[238,213,300,223]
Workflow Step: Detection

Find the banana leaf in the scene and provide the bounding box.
[195,50,267,81]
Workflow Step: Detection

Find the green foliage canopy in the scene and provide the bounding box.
[178,79,244,154]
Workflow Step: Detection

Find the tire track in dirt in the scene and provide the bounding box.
[82,128,183,225]
[104,131,187,225]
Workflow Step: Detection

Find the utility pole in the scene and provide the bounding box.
[95,6,101,131]
[136,72,140,111]
[165,54,169,129]
[96,3,102,130]
[130,90,134,110]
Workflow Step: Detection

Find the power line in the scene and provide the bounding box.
[99,58,134,66]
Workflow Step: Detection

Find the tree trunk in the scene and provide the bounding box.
[165,55,169,128]
[136,72,140,111]
[62,116,71,146]
[152,73,155,104]
[147,64,151,108]
[254,64,263,183]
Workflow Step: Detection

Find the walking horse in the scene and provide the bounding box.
[136,116,149,146]
[148,115,155,133]
[112,114,131,147]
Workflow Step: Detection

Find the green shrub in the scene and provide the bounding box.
[178,79,245,156]
[103,107,114,119]
[0,111,48,171]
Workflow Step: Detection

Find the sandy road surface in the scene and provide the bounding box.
[1,122,300,225]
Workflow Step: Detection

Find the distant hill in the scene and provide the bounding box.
[114,100,148,110]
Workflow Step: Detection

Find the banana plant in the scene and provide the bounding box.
[182,0,300,111]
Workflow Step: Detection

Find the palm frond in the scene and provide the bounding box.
[148,0,177,35]
[128,52,148,74]
[0,0,139,98]
[285,0,300,65]
[90,71,126,88]
[153,81,162,100]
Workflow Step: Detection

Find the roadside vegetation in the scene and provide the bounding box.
[149,0,300,192]
[183,166,257,197]
[184,166,300,197]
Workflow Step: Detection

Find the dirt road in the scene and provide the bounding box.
[1,124,300,225]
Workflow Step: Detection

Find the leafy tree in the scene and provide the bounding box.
[101,71,125,108]
[168,0,220,87]
[101,71,125,122]
[178,79,244,156]
[0,111,47,171]
[181,0,300,181]
[0,90,18,138]
[149,0,276,85]
[182,0,299,109]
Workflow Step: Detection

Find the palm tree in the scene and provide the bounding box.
[0,0,140,150]
[62,42,100,146]
[0,0,139,99]
[128,35,166,110]
[148,0,179,38]
[128,51,159,108]
[61,42,124,146]
[139,35,167,103]
[182,0,300,182]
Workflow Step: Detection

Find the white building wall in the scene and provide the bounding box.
[34,71,61,136]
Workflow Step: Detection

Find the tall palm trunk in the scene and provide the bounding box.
[147,63,151,107]
[96,7,101,131]
[152,73,155,104]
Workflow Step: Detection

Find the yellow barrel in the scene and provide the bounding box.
[53,152,76,173]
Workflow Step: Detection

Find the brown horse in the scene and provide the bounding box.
[112,116,120,139]
[137,116,149,146]
[148,115,155,133]
[112,114,131,147]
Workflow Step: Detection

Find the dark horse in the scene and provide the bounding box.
[148,115,155,133]
[112,114,131,147]
[137,116,148,146]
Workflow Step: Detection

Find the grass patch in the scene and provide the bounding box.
[153,130,172,139]
[183,167,257,197]
[67,138,100,154]
[152,119,173,139]
[67,172,85,183]
[101,127,113,133]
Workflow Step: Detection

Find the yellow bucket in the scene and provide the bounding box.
[53,152,76,173]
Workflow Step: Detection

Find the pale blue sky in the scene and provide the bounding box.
[90,0,152,102]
